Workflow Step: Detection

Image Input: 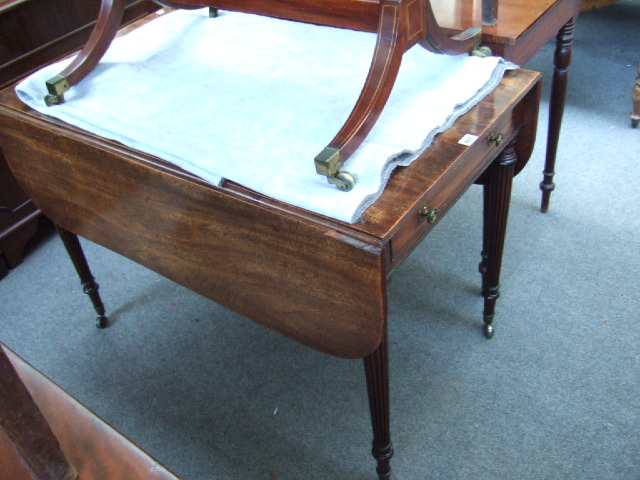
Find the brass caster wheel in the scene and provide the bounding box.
[632,117,639,128]
[331,171,356,192]
[44,94,64,106]
[483,323,494,339]
[471,46,492,58]
[96,315,108,329]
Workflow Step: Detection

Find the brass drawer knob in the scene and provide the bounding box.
[419,205,438,223]
[487,132,504,147]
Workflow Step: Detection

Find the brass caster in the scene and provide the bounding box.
[45,74,69,106]
[471,46,492,58]
[44,94,65,106]
[329,171,356,192]
[631,116,639,128]
[96,315,108,329]
[483,323,494,339]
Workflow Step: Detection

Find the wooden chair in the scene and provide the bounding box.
[42,0,489,191]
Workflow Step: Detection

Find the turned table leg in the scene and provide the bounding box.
[631,62,640,128]
[363,323,393,480]
[480,138,518,338]
[540,18,576,213]
[55,226,108,328]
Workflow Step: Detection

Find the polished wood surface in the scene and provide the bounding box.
[580,0,618,10]
[0,343,182,480]
[432,0,578,64]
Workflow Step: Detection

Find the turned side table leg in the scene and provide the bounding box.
[56,226,108,328]
[363,324,393,480]
[540,18,576,213]
[480,139,517,339]
[631,62,640,128]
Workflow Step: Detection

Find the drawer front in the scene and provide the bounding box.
[389,113,514,266]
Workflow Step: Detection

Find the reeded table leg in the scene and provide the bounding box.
[480,139,518,338]
[363,324,393,480]
[540,18,575,213]
[56,226,108,328]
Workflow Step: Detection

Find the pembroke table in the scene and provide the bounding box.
[0,3,541,479]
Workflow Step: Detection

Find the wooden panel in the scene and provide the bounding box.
[0,344,75,480]
[1,344,182,480]
[0,103,387,359]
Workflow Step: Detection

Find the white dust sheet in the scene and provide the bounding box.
[16,8,513,223]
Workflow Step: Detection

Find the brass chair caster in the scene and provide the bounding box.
[44,94,65,106]
[329,171,356,192]
[483,323,494,339]
[471,46,493,58]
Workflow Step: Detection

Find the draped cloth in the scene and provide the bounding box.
[16,8,513,223]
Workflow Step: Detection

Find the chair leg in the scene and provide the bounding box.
[480,138,517,338]
[363,324,393,480]
[44,0,126,105]
[540,18,576,213]
[55,226,108,328]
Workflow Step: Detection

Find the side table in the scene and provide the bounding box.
[433,0,581,211]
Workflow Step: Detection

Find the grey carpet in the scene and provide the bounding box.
[1,2,639,479]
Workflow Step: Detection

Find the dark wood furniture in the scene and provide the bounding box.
[0,0,157,278]
[0,57,541,477]
[0,342,182,480]
[432,0,580,212]
[632,62,639,128]
[0,147,39,278]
